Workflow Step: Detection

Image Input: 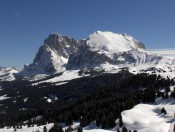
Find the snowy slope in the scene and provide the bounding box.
[32,70,81,85]
[0,67,19,81]
[122,103,175,132]
[87,31,145,53]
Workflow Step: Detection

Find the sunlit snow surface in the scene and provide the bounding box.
[32,70,81,85]
[122,104,174,132]
[88,31,144,53]
[120,87,175,132]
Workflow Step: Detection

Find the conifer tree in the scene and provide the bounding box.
[78,127,83,132]
[43,126,47,132]
[65,126,73,132]
[119,114,123,127]
[49,123,63,132]
[122,126,128,132]
[161,107,167,114]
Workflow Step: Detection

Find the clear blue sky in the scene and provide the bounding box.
[0,0,175,68]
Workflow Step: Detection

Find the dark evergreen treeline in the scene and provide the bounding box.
[0,72,174,129]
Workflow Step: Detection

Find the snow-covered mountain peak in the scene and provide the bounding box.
[87,31,145,53]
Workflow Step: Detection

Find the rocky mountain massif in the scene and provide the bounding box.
[18,33,83,80]
[1,31,175,81]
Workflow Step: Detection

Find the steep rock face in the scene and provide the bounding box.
[19,33,81,79]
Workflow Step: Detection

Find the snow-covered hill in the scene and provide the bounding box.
[0,67,19,81]
[121,100,175,132]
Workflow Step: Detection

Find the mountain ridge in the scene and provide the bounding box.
[1,31,175,82]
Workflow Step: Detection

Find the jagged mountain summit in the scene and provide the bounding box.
[2,31,175,81]
[18,33,84,80]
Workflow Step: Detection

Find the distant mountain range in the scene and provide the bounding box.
[148,49,175,57]
[0,67,19,81]
[1,31,175,82]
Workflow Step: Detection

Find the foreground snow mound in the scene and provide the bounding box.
[0,67,19,81]
[122,103,175,132]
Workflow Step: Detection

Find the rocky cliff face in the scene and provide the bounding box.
[19,33,82,80]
